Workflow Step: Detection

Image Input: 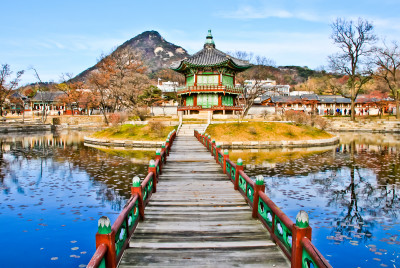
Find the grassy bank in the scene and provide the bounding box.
[228,150,327,165]
[206,122,333,142]
[91,123,176,141]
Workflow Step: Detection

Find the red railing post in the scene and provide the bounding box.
[291,211,312,268]
[155,149,162,175]
[211,139,216,156]
[148,160,157,193]
[234,158,243,190]
[161,143,166,164]
[223,149,229,174]
[252,175,265,218]
[216,144,221,164]
[131,176,145,220]
[95,216,117,268]
[165,138,170,156]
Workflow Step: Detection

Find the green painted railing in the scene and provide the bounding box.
[88,129,177,268]
[194,129,332,268]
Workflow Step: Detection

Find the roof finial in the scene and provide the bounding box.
[204,29,215,48]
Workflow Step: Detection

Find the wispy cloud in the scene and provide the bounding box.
[217,5,323,22]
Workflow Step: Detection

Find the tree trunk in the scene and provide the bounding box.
[351,99,356,121]
[101,109,108,124]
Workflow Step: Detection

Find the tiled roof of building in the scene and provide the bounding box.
[31,91,66,102]
[319,95,351,104]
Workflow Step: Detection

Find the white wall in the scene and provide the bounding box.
[152,106,178,116]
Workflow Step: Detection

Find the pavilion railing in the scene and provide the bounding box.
[194,129,332,268]
[176,85,244,94]
[87,129,177,268]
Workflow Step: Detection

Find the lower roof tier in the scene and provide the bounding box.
[177,85,243,95]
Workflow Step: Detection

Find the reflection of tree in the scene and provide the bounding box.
[243,139,400,243]
[0,134,149,211]
[328,163,375,242]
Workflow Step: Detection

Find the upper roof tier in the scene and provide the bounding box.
[170,30,252,73]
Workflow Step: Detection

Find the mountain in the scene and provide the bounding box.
[73,30,189,82]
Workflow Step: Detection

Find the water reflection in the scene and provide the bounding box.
[232,133,400,268]
[0,131,153,267]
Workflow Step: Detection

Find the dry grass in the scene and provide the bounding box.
[91,124,176,141]
[206,122,333,142]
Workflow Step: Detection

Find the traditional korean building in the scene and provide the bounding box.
[170,30,252,115]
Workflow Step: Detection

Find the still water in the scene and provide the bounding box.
[230,133,400,268]
[0,131,152,267]
[0,131,399,267]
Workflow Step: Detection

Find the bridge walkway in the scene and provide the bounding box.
[119,135,290,267]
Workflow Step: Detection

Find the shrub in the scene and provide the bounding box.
[249,127,257,135]
[284,110,329,130]
[109,112,128,126]
[313,116,330,130]
[148,121,165,138]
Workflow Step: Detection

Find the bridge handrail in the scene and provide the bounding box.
[301,237,332,268]
[238,170,255,207]
[258,191,294,259]
[87,243,107,268]
[112,195,140,263]
[194,129,332,268]
[87,129,177,268]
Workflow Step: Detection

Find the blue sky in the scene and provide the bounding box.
[1,0,399,85]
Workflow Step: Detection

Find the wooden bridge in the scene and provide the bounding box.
[88,125,332,268]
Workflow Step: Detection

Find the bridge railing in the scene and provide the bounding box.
[194,129,332,268]
[87,129,177,268]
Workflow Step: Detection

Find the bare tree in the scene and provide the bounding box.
[237,65,277,119]
[373,41,400,119]
[31,68,51,123]
[0,64,24,116]
[87,49,150,123]
[57,73,83,115]
[328,18,377,121]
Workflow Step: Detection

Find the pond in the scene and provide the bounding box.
[229,132,400,268]
[0,131,153,267]
[1,131,399,267]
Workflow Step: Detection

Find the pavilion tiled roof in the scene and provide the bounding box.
[170,30,252,71]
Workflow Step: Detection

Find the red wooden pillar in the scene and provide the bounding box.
[218,94,222,106]
[95,216,117,268]
[252,176,265,218]
[194,94,197,106]
[291,211,312,268]
[234,159,243,190]
[131,177,145,220]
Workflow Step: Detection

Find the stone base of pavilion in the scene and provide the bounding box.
[178,108,242,122]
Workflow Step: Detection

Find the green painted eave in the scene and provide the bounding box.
[172,59,252,74]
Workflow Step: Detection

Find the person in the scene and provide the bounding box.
[58,110,61,116]
[344,109,347,115]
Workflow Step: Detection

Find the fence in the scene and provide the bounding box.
[194,129,332,268]
[87,129,177,268]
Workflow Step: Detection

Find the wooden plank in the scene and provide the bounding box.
[119,134,290,267]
